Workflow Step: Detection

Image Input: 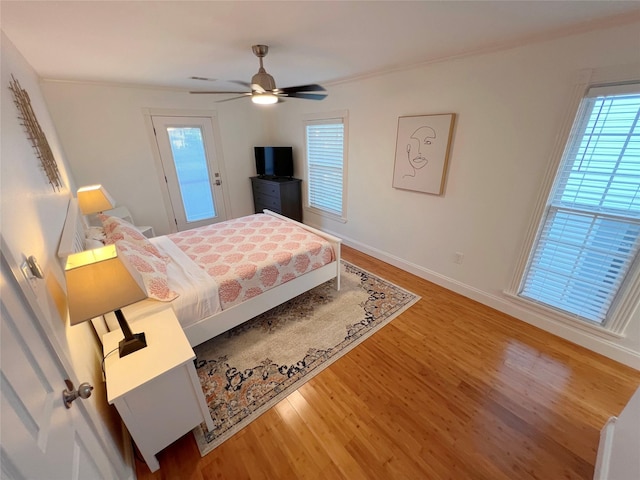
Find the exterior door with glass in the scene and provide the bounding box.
[152,115,227,231]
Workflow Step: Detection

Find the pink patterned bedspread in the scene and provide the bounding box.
[167,214,334,309]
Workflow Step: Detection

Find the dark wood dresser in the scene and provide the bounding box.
[250,176,302,222]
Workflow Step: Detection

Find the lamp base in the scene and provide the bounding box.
[118,332,147,357]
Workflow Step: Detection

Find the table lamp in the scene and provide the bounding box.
[77,184,115,215]
[65,244,148,357]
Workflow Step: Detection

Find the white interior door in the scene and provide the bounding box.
[152,115,228,231]
[0,253,118,480]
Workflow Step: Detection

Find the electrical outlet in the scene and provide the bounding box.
[454,252,464,264]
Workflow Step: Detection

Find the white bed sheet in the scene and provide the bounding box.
[105,235,221,330]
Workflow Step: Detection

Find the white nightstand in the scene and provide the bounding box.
[137,225,155,238]
[102,308,213,472]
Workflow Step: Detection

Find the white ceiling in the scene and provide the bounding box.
[2,1,640,93]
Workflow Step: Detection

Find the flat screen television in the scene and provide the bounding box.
[255,146,294,178]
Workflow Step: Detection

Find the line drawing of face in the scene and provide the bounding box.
[404,126,436,177]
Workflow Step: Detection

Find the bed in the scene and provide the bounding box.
[58,198,341,347]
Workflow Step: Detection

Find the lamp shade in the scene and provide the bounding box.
[77,185,115,215]
[65,245,146,325]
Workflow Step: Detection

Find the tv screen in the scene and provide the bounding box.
[255,146,294,178]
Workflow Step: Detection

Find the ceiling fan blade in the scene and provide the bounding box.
[281,91,328,101]
[230,80,252,88]
[189,91,250,95]
[250,83,266,94]
[215,95,252,103]
[189,76,217,82]
[278,84,326,94]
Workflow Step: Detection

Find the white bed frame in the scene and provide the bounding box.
[59,198,342,347]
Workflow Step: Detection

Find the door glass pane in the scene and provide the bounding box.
[166,127,216,222]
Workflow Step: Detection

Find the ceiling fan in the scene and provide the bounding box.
[189,45,327,104]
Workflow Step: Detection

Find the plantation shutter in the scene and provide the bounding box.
[305,119,345,216]
[520,84,640,325]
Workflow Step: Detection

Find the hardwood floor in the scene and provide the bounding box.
[135,245,640,479]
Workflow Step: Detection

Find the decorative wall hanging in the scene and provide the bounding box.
[392,113,456,195]
[9,74,62,191]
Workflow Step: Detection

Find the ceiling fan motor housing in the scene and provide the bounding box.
[251,45,276,91]
[251,71,276,91]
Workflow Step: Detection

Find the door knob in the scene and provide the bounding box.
[63,379,94,408]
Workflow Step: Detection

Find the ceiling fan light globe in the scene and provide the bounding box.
[252,93,278,105]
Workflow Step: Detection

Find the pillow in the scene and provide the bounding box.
[84,238,104,250]
[85,226,106,243]
[99,214,166,260]
[98,213,118,235]
[115,241,179,302]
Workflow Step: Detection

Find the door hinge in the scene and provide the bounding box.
[164,175,168,183]
[174,218,178,227]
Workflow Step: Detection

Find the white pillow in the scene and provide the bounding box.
[84,238,104,250]
[85,226,106,243]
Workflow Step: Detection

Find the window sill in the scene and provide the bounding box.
[304,206,347,224]
[503,291,626,340]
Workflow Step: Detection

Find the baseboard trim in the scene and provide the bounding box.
[593,416,617,480]
[325,231,640,370]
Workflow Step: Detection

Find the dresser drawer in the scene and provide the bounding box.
[250,176,302,222]
[252,180,280,197]
[254,192,281,211]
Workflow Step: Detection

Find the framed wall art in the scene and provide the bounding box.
[392,113,456,195]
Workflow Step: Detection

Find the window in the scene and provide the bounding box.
[304,112,348,221]
[519,83,640,328]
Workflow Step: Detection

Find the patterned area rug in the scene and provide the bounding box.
[192,260,420,456]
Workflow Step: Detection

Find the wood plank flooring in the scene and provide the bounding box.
[135,245,640,479]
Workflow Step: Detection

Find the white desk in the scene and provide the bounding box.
[102,308,213,472]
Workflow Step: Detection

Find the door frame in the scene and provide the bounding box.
[1,235,132,479]
[143,108,231,233]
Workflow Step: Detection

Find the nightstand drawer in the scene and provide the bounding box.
[254,191,282,211]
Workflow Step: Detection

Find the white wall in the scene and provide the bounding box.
[269,22,640,367]
[40,82,265,235]
[38,23,640,368]
[1,31,129,474]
